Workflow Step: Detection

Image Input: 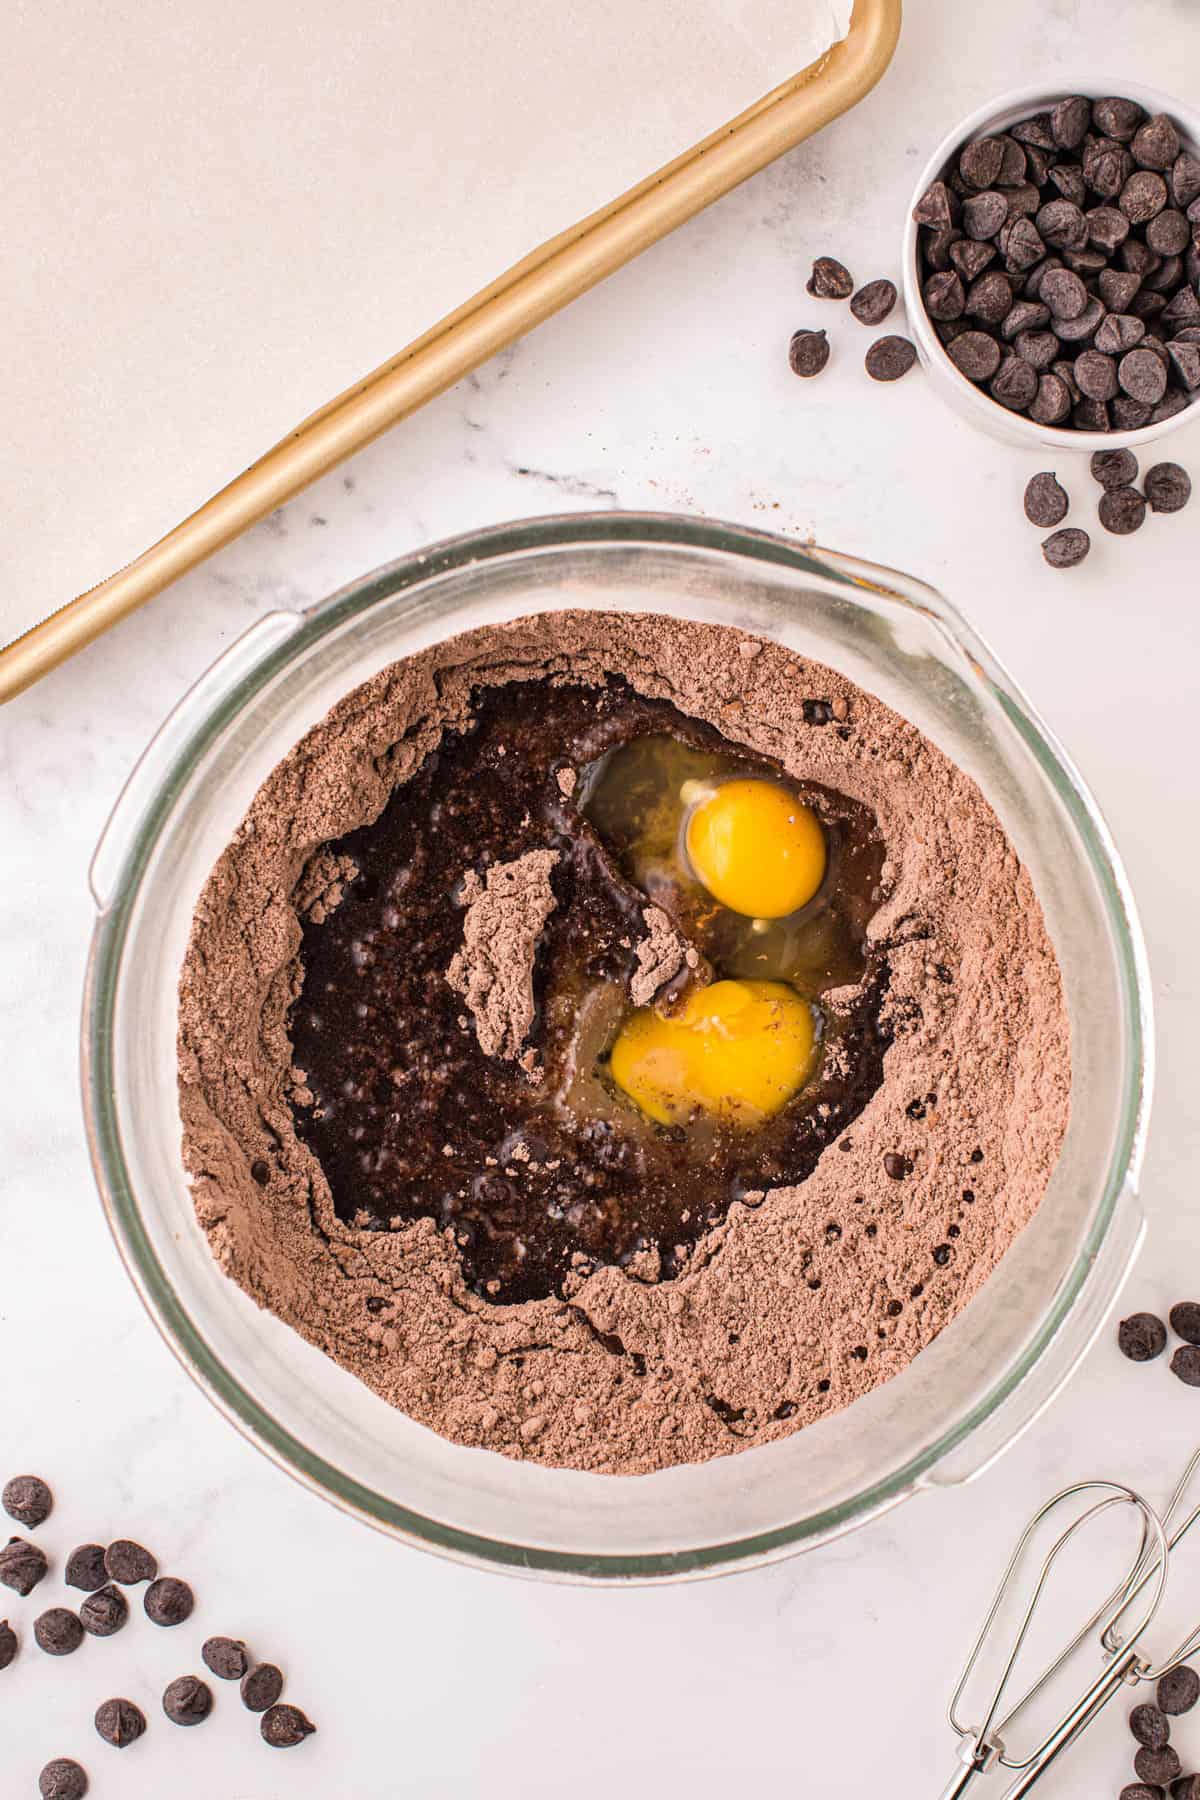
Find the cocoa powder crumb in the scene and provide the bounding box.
[177,611,1070,1476]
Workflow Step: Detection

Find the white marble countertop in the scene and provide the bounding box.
[5,4,1200,1795]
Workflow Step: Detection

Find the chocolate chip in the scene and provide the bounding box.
[1152,387,1193,422]
[1084,139,1132,200]
[94,1698,146,1748]
[241,1661,285,1712]
[964,190,1008,240]
[1025,256,1063,300]
[960,136,1005,189]
[1030,371,1072,423]
[3,1476,52,1529]
[1173,1776,1200,1800]
[947,330,1003,381]
[914,180,957,227]
[865,336,917,382]
[1013,112,1056,151]
[1119,1312,1167,1360]
[1132,286,1169,321]
[1094,97,1145,143]
[145,1577,194,1627]
[1063,246,1107,277]
[39,1760,88,1800]
[0,1619,17,1671]
[163,1675,213,1727]
[1051,358,1083,403]
[807,256,853,299]
[104,1540,156,1585]
[1172,1344,1200,1387]
[1133,113,1181,172]
[1121,237,1161,276]
[1024,472,1069,527]
[1014,330,1058,370]
[1173,152,1200,208]
[1042,527,1091,568]
[1167,340,1200,390]
[999,216,1044,273]
[965,270,1014,324]
[1098,268,1142,312]
[1138,1745,1184,1787]
[1163,286,1200,328]
[1094,312,1145,355]
[1053,296,1106,344]
[1037,198,1087,252]
[849,279,897,326]
[1040,265,1088,319]
[1002,299,1051,340]
[1051,96,1092,151]
[950,238,997,282]
[1112,395,1153,429]
[1131,1702,1171,1748]
[1161,1666,1200,1715]
[991,355,1038,411]
[932,1243,953,1266]
[79,1584,128,1638]
[1145,464,1193,514]
[1119,346,1168,403]
[1091,448,1139,489]
[1099,485,1147,534]
[995,136,1027,187]
[1003,182,1043,220]
[923,226,961,272]
[1048,162,1087,209]
[1074,349,1118,400]
[203,1635,250,1680]
[0,1535,48,1596]
[35,1607,84,1656]
[261,1704,317,1748]
[1148,209,1192,256]
[1121,170,1169,224]
[924,271,965,320]
[65,1545,108,1593]
[788,329,830,377]
[1086,205,1131,254]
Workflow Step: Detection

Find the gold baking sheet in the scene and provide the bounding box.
[0,0,900,703]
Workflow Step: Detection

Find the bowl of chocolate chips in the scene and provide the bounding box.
[905,81,1200,448]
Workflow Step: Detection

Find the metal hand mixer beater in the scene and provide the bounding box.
[936,1449,1200,1797]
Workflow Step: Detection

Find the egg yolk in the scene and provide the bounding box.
[685,779,826,919]
[608,979,817,1127]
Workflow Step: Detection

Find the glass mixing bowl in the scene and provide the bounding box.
[83,513,1153,1583]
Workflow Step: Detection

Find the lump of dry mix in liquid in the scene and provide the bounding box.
[178,611,1070,1475]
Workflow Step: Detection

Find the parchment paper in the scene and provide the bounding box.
[4,1,848,638]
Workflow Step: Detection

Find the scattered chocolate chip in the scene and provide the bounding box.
[1024,471,1069,527]
[1012,113,1056,151]
[883,1153,908,1180]
[1133,114,1181,173]
[947,330,1003,382]
[950,237,997,282]
[1132,286,1169,321]
[914,181,956,227]
[1038,199,1087,253]
[1049,161,1087,209]
[203,1635,250,1680]
[1000,216,1045,273]
[924,270,966,320]
[1051,95,1091,151]
[65,1545,109,1593]
[1052,296,1106,344]
[788,329,830,378]
[1168,340,1200,390]
[849,278,897,325]
[250,1157,271,1184]
[80,1584,128,1639]
[1131,1702,1171,1748]
[1171,1345,1200,1388]
[865,336,917,382]
[1161,1666,1200,1715]
[39,1760,88,1800]
[104,1540,157,1585]
[1137,1744,1183,1786]
[0,1619,16,1671]
[1086,205,1131,254]
[261,1704,317,1748]
[1119,347,1168,404]
[1094,97,1145,143]
[965,270,1014,323]
[1147,209,1191,257]
[1042,527,1090,568]
[807,256,853,299]
[1170,1301,1200,1344]
[1098,268,1142,312]
[960,136,1005,189]
[94,1698,147,1748]
[932,1243,953,1266]
[1094,313,1146,356]
[1172,1776,1200,1800]
[1014,330,1059,371]
[1147,252,1185,293]
[1163,286,1200,328]
[1002,299,1050,340]
[1145,463,1192,514]
[1099,485,1147,535]
[2,1476,53,1529]
[1119,1312,1168,1361]
[241,1661,285,1713]
[35,1608,84,1657]
[1173,152,1200,208]
[144,1577,194,1628]
[1091,448,1139,489]
[964,190,1008,241]
[991,355,1039,411]
[163,1675,213,1727]
[0,1535,48,1596]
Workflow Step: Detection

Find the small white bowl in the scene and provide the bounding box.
[903,79,1200,453]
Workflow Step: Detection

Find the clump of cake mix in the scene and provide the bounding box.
[177,611,1070,1475]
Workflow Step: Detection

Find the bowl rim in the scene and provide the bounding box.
[902,77,1200,453]
[81,510,1154,1582]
